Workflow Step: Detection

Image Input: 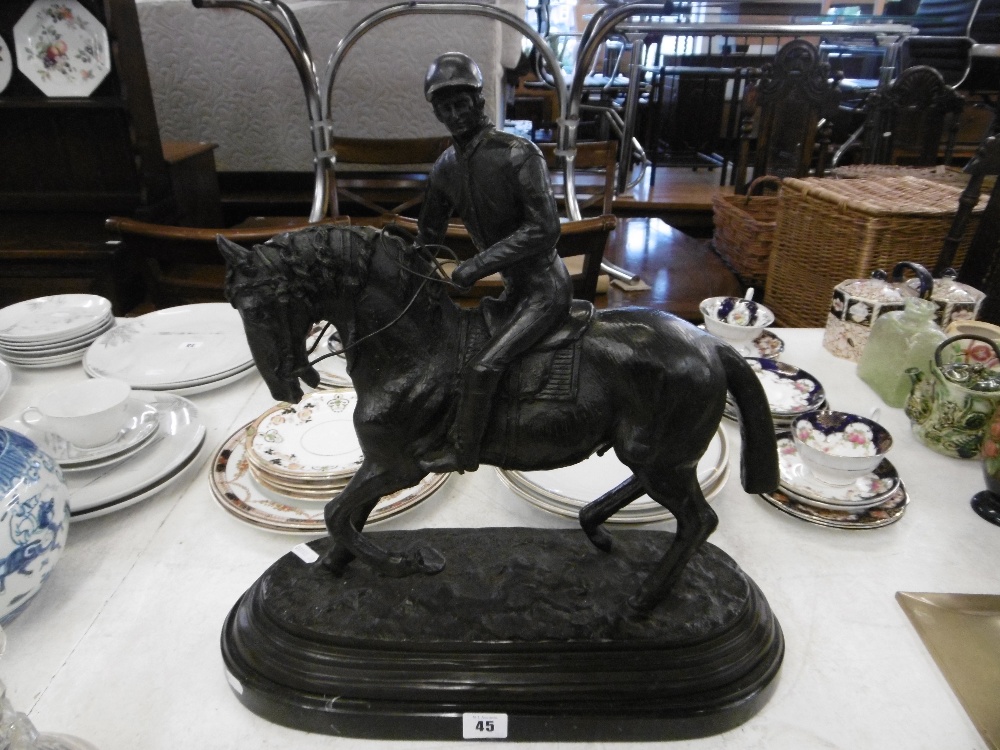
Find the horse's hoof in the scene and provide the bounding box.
[583,524,614,553]
[412,546,446,574]
[317,547,353,576]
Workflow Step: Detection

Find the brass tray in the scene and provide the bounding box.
[897,592,1000,749]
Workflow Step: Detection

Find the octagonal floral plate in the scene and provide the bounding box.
[14,0,110,97]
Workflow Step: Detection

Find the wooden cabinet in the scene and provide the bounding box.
[0,0,172,313]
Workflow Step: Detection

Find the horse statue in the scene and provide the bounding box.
[219,224,778,612]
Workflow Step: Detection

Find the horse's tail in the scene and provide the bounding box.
[717,344,780,494]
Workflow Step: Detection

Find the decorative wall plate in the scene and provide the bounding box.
[13,0,111,97]
[0,35,12,94]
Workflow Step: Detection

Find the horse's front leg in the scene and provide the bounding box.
[318,460,445,577]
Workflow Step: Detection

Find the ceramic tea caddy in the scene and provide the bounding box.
[904,334,1000,459]
[0,426,69,623]
[823,261,933,362]
[905,268,985,328]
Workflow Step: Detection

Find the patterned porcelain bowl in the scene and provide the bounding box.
[0,427,70,623]
[792,411,893,486]
[700,296,775,346]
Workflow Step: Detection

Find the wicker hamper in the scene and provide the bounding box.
[712,177,781,286]
[764,176,985,327]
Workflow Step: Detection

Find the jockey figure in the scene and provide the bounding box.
[416,52,573,473]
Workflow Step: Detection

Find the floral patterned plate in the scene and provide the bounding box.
[776,434,900,509]
[246,391,363,480]
[758,483,908,529]
[746,358,826,416]
[0,35,12,94]
[211,422,449,533]
[13,0,110,97]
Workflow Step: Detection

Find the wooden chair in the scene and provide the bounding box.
[105,216,338,310]
[389,214,617,303]
[330,136,451,219]
[733,40,843,194]
[858,65,965,166]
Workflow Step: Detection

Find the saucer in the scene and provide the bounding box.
[758,484,908,529]
[0,294,112,344]
[747,358,826,415]
[0,359,10,404]
[59,391,205,517]
[24,398,159,467]
[776,434,900,509]
[211,423,449,532]
[246,391,363,480]
[750,330,784,360]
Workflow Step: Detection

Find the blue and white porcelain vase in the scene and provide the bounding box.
[0,427,69,623]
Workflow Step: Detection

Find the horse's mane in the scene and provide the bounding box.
[225,223,450,320]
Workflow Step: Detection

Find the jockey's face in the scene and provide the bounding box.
[432,89,481,141]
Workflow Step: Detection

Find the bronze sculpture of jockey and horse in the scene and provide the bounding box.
[218,52,783,740]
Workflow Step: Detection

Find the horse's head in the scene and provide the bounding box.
[218,229,336,404]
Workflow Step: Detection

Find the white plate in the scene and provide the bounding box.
[0,359,10,404]
[505,428,728,511]
[84,304,253,389]
[0,294,111,344]
[13,0,111,97]
[211,422,449,533]
[5,349,88,368]
[0,317,114,353]
[499,464,730,524]
[23,398,159,467]
[247,391,363,480]
[0,35,12,94]
[152,364,258,396]
[61,391,204,513]
[71,432,207,521]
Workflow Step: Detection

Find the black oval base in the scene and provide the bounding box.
[221,528,783,741]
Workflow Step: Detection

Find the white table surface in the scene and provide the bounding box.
[0,328,996,750]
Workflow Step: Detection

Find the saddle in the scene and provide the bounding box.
[460,299,595,402]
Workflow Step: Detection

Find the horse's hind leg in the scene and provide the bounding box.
[630,464,718,613]
[319,460,444,577]
[579,475,645,551]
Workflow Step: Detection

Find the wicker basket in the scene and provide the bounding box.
[711,176,782,286]
[765,176,985,327]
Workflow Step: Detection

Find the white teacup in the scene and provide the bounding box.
[22,378,133,449]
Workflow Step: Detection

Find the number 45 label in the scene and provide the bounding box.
[462,712,508,739]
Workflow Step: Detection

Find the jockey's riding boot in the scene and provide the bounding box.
[417,367,500,474]
[450,368,501,472]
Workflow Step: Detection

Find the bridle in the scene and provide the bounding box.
[304,227,464,368]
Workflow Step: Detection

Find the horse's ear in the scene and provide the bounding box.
[217,235,253,268]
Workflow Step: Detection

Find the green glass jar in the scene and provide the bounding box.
[857,296,946,408]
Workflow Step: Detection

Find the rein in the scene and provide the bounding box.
[305,229,463,367]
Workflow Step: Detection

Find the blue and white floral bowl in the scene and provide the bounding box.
[0,427,69,623]
[700,296,776,348]
[792,411,893,486]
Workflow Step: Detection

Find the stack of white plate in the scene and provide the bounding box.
[4,391,206,520]
[210,389,448,532]
[0,294,115,368]
[0,359,10,405]
[83,303,256,394]
[497,429,730,524]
